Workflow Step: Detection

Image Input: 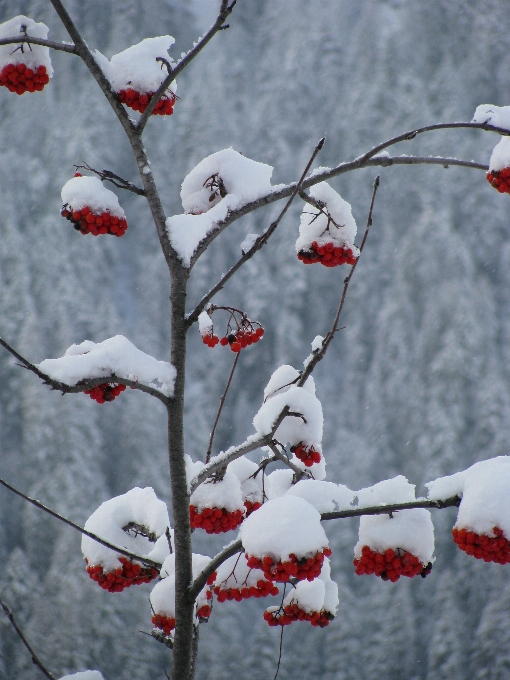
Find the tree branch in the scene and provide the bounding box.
[0,600,56,680]
[0,337,170,404]
[206,351,240,463]
[74,163,145,196]
[136,0,236,131]
[186,137,325,328]
[188,120,495,269]
[188,539,243,601]
[0,36,76,53]
[267,442,310,481]
[0,475,162,569]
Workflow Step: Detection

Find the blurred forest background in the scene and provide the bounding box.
[0,0,510,678]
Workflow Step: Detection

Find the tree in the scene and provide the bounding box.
[0,2,510,679]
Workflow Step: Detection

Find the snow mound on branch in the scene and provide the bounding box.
[166,148,273,267]
[0,16,53,75]
[296,182,359,254]
[185,455,205,490]
[284,578,325,613]
[61,176,125,219]
[94,36,176,94]
[214,553,267,590]
[227,456,258,483]
[152,553,212,618]
[198,311,213,335]
[82,487,171,572]
[354,477,434,564]
[266,469,294,499]
[488,137,510,173]
[59,673,105,680]
[472,104,510,131]
[37,335,176,397]
[240,495,329,560]
[285,480,354,513]
[254,366,323,449]
[228,456,263,504]
[190,470,244,513]
[426,456,510,536]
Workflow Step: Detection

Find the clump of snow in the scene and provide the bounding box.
[354,477,434,564]
[240,233,258,254]
[228,456,258,483]
[0,16,53,75]
[82,487,171,572]
[240,495,329,561]
[228,456,263,504]
[356,475,416,508]
[189,470,244,513]
[94,37,176,95]
[311,336,324,353]
[38,335,176,397]
[426,456,510,537]
[296,182,359,255]
[472,104,510,131]
[61,176,125,219]
[59,673,105,680]
[151,553,212,618]
[166,148,274,267]
[254,365,322,451]
[185,455,205,490]
[266,469,294,500]
[198,310,213,335]
[284,578,325,613]
[285,480,354,513]
[488,137,510,173]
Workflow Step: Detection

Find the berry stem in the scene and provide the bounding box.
[206,351,240,463]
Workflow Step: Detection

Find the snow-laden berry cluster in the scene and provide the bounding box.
[189,469,246,534]
[199,308,264,352]
[94,37,177,116]
[296,182,359,267]
[0,16,52,95]
[61,174,128,236]
[486,137,510,194]
[82,487,171,592]
[213,553,279,602]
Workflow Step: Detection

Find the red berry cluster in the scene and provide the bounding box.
[61,204,128,237]
[190,505,245,534]
[246,548,332,583]
[290,443,322,467]
[0,63,49,94]
[353,546,432,582]
[196,605,211,621]
[86,557,158,592]
[487,169,510,194]
[298,241,357,267]
[452,526,510,563]
[214,578,279,602]
[84,383,126,403]
[244,500,262,516]
[152,614,175,636]
[264,604,334,628]
[117,89,176,115]
[202,332,220,348]
[203,327,265,352]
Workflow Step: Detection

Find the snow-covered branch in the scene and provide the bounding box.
[137,0,236,131]
[0,336,172,404]
[188,539,243,601]
[0,35,75,53]
[0,475,163,569]
[186,138,324,328]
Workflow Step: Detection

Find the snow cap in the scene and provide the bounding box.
[489,137,510,173]
[472,104,510,131]
[0,16,53,75]
[189,470,244,513]
[61,176,125,219]
[286,480,354,513]
[59,673,105,680]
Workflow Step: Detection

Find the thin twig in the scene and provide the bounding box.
[0,600,56,680]
[206,352,240,463]
[267,442,310,481]
[274,627,284,680]
[0,475,162,569]
[0,36,76,53]
[0,337,170,404]
[137,0,236,130]
[298,176,380,385]
[189,540,243,601]
[74,163,145,196]
[186,137,325,327]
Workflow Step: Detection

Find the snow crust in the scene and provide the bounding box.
[240,233,258,254]
[296,182,359,254]
[472,104,510,131]
[266,469,294,500]
[285,480,354,513]
[488,137,510,173]
[166,148,273,267]
[426,456,510,536]
[82,487,171,572]
[94,37,177,94]
[189,470,244,513]
[354,477,434,564]
[240,495,329,560]
[151,553,212,617]
[214,553,268,589]
[61,176,125,218]
[254,366,322,449]
[59,673,105,680]
[0,16,53,75]
[38,335,176,397]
